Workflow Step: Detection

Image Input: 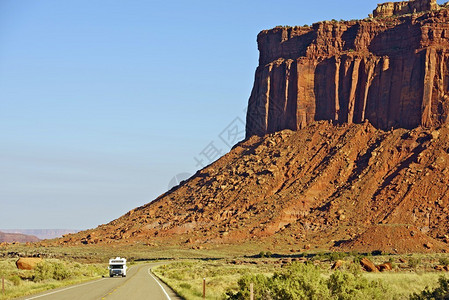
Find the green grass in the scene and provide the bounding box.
[364,272,444,299]
[4,244,449,299]
[0,258,107,300]
[152,259,449,300]
[153,260,280,300]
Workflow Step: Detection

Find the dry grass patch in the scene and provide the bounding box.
[0,258,107,300]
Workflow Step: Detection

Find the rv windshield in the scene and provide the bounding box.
[110,265,123,269]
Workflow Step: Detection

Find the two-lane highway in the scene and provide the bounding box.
[16,263,181,300]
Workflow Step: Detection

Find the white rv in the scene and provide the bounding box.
[108,257,127,277]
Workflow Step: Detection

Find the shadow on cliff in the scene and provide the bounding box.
[313,21,425,131]
[368,22,422,57]
[259,29,316,65]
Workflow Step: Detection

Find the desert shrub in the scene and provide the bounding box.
[408,258,421,269]
[328,271,389,299]
[179,283,192,289]
[226,273,272,300]
[258,251,272,258]
[312,252,328,261]
[439,257,449,266]
[226,262,389,300]
[269,263,329,300]
[167,270,185,281]
[9,275,21,286]
[314,252,353,262]
[52,262,72,280]
[338,261,362,274]
[329,252,347,261]
[33,261,73,282]
[410,276,449,299]
[352,254,366,264]
[33,262,54,281]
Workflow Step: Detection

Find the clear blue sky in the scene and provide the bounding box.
[0,0,427,229]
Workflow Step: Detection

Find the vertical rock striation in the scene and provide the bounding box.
[246,6,449,137]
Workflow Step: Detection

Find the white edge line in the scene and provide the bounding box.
[24,278,107,300]
[148,268,172,300]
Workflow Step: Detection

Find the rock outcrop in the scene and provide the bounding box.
[360,258,379,272]
[246,5,449,137]
[373,0,438,18]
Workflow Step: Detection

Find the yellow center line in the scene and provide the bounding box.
[101,265,140,299]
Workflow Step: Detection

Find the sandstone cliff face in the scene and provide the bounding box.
[373,0,438,18]
[246,8,449,137]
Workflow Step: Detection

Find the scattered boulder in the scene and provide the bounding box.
[16,257,42,270]
[435,265,449,271]
[360,258,379,272]
[336,225,449,254]
[435,265,445,271]
[331,260,345,270]
[377,262,392,272]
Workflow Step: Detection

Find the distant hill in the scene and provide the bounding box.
[0,231,40,243]
[1,229,80,240]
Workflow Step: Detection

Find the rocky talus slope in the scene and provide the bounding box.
[246,6,449,137]
[56,122,449,253]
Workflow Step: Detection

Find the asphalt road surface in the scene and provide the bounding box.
[17,263,182,300]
